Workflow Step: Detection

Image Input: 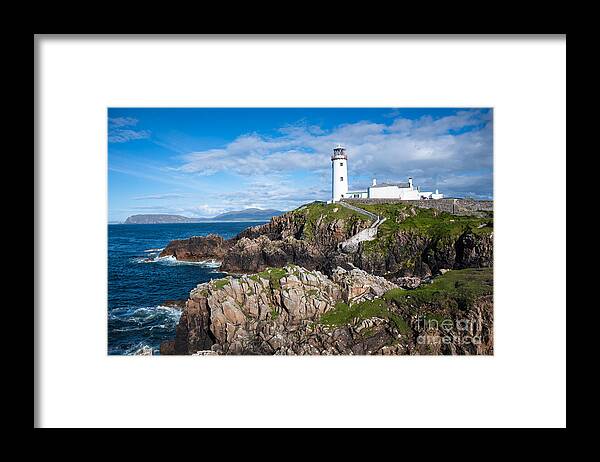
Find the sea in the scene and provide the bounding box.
[108,222,265,355]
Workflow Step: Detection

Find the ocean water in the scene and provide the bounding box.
[108,222,264,355]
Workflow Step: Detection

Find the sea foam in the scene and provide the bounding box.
[132,254,222,268]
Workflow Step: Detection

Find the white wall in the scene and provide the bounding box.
[399,189,421,200]
[368,185,400,199]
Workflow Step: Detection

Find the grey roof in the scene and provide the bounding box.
[369,182,411,189]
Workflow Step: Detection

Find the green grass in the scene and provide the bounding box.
[358,203,492,238]
[255,267,288,290]
[292,201,369,240]
[348,202,492,256]
[213,278,230,290]
[360,327,375,338]
[384,267,493,311]
[318,268,492,332]
[319,299,410,334]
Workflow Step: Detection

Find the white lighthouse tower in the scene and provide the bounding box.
[331,144,348,202]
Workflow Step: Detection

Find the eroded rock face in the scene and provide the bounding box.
[392,276,424,289]
[163,265,493,356]
[342,230,493,280]
[168,265,401,355]
[159,234,231,261]
[237,211,369,252]
[158,210,493,280]
[403,295,494,356]
[330,266,397,304]
[157,209,371,274]
[220,236,326,274]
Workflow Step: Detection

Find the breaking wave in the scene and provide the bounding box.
[109,304,182,322]
[108,305,183,355]
[131,254,222,267]
[109,221,255,354]
[123,342,156,355]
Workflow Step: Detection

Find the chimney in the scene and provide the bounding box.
[372,178,377,186]
[408,177,413,189]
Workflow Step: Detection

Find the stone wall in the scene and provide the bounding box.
[343,198,493,216]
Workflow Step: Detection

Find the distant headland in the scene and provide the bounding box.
[122,208,284,224]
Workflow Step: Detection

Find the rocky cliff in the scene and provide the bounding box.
[160,201,493,282]
[160,265,493,355]
[160,234,232,262]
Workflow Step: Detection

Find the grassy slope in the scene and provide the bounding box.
[292,201,368,240]
[350,202,493,254]
[320,298,411,334]
[383,267,493,310]
[357,202,492,237]
[208,265,492,335]
[207,202,493,337]
[320,267,493,329]
[289,201,492,246]
[249,267,288,290]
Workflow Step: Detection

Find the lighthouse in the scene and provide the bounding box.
[331,144,348,202]
[328,143,444,201]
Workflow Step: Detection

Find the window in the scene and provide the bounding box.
[340,162,344,166]
[340,177,344,181]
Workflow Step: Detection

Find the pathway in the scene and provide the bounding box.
[337,201,387,253]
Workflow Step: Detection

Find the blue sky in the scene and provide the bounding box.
[108,108,493,221]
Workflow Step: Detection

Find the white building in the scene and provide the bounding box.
[330,145,444,202]
[331,144,348,202]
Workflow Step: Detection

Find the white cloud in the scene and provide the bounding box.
[108,117,151,143]
[183,204,228,217]
[109,129,151,143]
[130,205,175,211]
[215,176,328,211]
[174,110,493,198]
[132,193,186,201]
[112,110,493,221]
[108,117,139,128]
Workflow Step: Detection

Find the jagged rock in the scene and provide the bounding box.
[166,265,393,355]
[161,299,187,309]
[220,236,325,273]
[158,203,493,280]
[133,345,153,355]
[159,340,176,355]
[161,265,494,356]
[393,276,423,289]
[331,265,397,304]
[159,234,231,261]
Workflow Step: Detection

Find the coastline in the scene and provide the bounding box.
[150,200,493,355]
[107,221,257,355]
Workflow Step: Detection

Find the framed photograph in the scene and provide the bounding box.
[107,107,494,357]
[35,35,566,428]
